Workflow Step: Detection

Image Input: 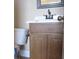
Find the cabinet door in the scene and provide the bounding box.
[47,33,63,59]
[30,34,47,59]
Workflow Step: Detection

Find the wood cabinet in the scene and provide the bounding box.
[47,34,63,59]
[29,22,64,59]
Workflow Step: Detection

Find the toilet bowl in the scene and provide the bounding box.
[20,49,30,58]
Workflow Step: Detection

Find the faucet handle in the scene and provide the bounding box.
[43,15,47,19]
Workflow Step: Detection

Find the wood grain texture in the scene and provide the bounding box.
[29,22,64,33]
[30,34,47,59]
[29,22,64,59]
[47,34,63,59]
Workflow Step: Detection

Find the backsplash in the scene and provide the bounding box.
[14,0,64,28]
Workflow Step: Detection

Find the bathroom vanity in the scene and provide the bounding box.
[29,22,64,59]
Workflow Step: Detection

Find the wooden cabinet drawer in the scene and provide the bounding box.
[29,22,64,33]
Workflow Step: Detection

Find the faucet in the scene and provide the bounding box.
[44,9,53,19]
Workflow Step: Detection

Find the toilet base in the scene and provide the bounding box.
[20,56,29,59]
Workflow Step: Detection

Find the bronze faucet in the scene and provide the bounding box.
[44,9,53,19]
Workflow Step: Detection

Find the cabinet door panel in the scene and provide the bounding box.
[48,34,63,59]
[30,34,47,59]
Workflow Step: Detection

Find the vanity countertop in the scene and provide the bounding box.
[26,19,64,29]
[26,20,63,23]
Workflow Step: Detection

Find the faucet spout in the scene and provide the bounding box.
[44,9,53,19]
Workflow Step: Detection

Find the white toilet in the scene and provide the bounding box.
[14,28,29,58]
[20,45,30,58]
[14,28,28,45]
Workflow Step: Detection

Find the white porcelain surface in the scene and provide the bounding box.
[20,49,30,57]
[14,28,28,45]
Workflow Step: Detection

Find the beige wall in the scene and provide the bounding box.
[14,0,64,50]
